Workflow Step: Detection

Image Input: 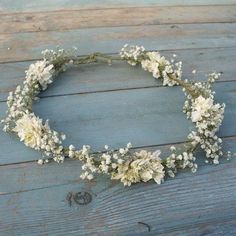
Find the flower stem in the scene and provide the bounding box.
[73,53,123,65]
[167,73,199,98]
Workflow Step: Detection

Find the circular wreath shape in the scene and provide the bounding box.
[1,44,230,186]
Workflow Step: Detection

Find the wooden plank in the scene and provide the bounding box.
[0,0,236,12]
[0,47,236,102]
[0,136,235,195]
[1,6,236,34]
[0,143,235,235]
[0,81,236,165]
[157,220,236,236]
[0,2,235,235]
[1,23,236,63]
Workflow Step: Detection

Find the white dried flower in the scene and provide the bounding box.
[191,96,213,122]
[87,174,94,180]
[25,60,54,90]
[140,51,181,86]
[69,144,75,150]
[13,113,44,149]
[37,159,44,165]
[127,142,132,148]
[61,134,66,140]
[119,148,125,154]
[112,150,165,186]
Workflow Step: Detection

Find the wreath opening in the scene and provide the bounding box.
[1,44,233,186]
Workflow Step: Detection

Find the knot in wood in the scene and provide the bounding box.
[73,191,92,205]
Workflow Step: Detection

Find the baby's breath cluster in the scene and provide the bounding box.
[0,44,232,186]
[14,112,66,162]
[120,44,182,86]
[2,59,55,132]
[68,143,165,186]
[120,44,145,66]
[141,52,182,86]
[164,147,198,178]
[183,73,225,164]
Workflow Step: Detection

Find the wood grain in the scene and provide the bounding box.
[157,219,236,236]
[1,23,236,63]
[1,81,236,165]
[0,47,236,102]
[1,1,236,235]
[0,0,235,12]
[0,146,235,235]
[1,5,236,34]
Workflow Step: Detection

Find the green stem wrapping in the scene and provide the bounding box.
[73,53,123,66]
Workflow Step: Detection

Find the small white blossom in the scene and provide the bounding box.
[119,148,125,154]
[140,51,182,86]
[13,113,44,149]
[127,142,132,148]
[120,44,145,66]
[87,174,94,180]
[37,159,44,165]
[61,134,66,140]
[191,96,214,122]
[25,60,54,90]
[69,144,75,150]
[112,150,165,186]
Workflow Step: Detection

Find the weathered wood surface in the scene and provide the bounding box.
[1,23,236,63]
[0,139,236,235]
[1,5,236,34]
[1,0,236,12]
[0,1,236,235]
[1,81,236,165]
[1,47,236,102]
[0,136,235,194]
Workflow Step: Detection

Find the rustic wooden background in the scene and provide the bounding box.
[0,1,236,235]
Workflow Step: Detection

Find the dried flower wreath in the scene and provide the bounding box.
[1,44,232,186]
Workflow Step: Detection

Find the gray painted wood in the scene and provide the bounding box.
[156,220,236,236]
[1,81,236,165]
[0,137,235,195]
[1,1,236,235]
[1,47,236,102]
[1,23,236,63]
[0,147,236,235]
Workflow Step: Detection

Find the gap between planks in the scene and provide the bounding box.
[1,45,236,65]
[1,79,236,104]
[0,80,236,165]
[0,159,235,196]
[0,134,235,168]
[0,23,236,63]
[0,153,235,235]
[1,46,236,102]
[0,45,236,102]
[0,136,226,166]
[0,135,236,196]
